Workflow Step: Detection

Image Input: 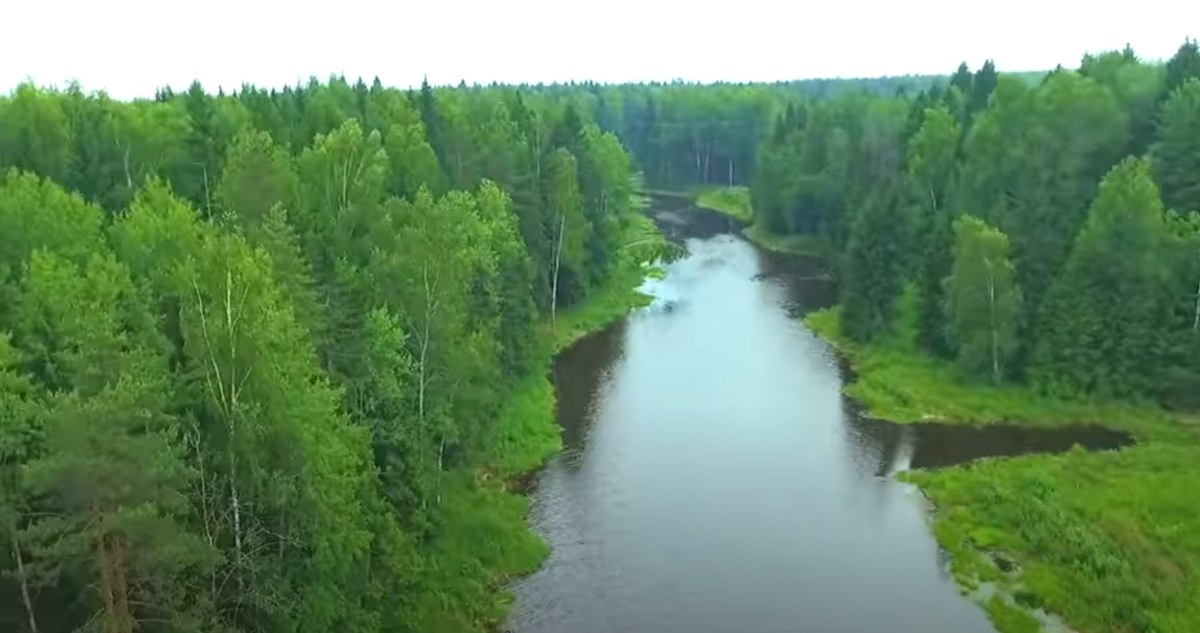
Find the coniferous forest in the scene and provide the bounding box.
[2,36,1200,633]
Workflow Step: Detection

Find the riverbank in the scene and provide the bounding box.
[801,293,1200,632]
[901,442,1200,633]
[691,186,827,257]
[694,185,753,222]
[803,290,1187,441]
[409,247,658,633]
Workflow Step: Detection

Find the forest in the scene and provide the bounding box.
[729,41,1200,633]
[0,77,674,633]
[746,41,1200,407]
[3,36,1200,633]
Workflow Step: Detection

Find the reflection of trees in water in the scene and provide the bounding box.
[840,398,896,478]
[553,319,629,459]
[847,408,1133,476]
[753,247,837,314]
[935,547,955,582]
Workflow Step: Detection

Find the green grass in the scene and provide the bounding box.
[802,289,1188,443]
[411,471,551,633]
[804,287,1200,632]
[694,185,753,222]
[901,444,1200,633]
[742,222,829,257]
[690,185,828,257]
[484,256,655,481]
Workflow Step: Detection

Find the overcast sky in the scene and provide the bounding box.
[3,1,1195,100]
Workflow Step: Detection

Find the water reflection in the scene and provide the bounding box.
[553,319,628,463]
[850,416,1133,474]
[508,202,1131,633]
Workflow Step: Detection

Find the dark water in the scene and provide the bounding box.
[506,204,1131,633]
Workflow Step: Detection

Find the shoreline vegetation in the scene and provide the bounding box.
[696,184,1200,633]
[809,289,1200,633]
[4,38,1197,633]
[690,186,827,257]
[445,235,660,632]
[0,77,675,633]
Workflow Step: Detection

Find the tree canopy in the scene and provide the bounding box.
[752,39,1200,406]
[0,74,661,633]
[1,34,1198,633]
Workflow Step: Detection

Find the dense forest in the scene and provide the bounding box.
[747,41,1200,408]
[526,70,1047,191]
[3,35,1199,633]
[0,77,671,633]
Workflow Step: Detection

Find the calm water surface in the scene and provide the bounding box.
[506,203,1129,633]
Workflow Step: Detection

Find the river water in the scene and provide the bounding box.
[505,202,1130,633]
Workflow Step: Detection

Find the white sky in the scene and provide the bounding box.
[3,1,1196,100]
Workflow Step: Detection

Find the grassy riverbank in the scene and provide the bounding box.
[802,290,1200,632]
[902,443,1200,633]
[414,256,656,633]
[694,185,753,222]
[693,185,827,257]
[803,289,1187,442]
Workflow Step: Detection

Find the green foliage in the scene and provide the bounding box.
[1031,157,1175,398]
[779,41,1200,633]
[803,294,1185,442]
[838,191,906,342]
[742,222,828,256]
[903,443,1200,633]
[694,185,753,222]
[944,215,1022,382]
[906,106,959,357]
[2,36,1199,633]
[1151,79,1200,214]
[0,75,657,633]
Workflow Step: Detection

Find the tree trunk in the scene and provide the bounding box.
[230,470,244,580]
[436,433,445,506]
[222,270,245,582]
[419,264,434,422]
[550,213,567,329]
[1192,278,1199,331]
[987,263,1000,383]
[200,163,212,216]
[702,141,711,183]
[94,511,123,633]
[111,536,132,633]
[120,143,133,190]
[192,272,248,588]
[11,533,39,633]
[728,159,734,187]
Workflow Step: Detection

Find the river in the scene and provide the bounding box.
[505,200,1130,633]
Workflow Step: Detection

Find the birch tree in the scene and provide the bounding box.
[545,148,590,326]
[943,214,1022,382]
[906,106,960,356]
